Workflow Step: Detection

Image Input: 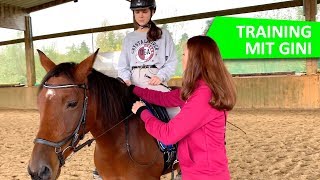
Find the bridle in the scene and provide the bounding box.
[34,82,91,167]
[34,82,135,167]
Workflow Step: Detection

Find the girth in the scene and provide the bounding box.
[143,101,178,173]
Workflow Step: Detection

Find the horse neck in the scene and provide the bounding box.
[86,96,131,159]
[84,71,137,150]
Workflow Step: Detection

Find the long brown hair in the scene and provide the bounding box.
[181,36,236,111]
[133,8,162,41]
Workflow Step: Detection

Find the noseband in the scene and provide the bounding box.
[34,82,93,167]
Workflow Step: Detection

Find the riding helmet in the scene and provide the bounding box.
[130,0,156,10]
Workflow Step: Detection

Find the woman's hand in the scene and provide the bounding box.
[132,101,146,114]
[124,80,132,86]
[148,76,162,85]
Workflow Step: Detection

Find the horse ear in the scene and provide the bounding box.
[37,49,56,72]
[75,49,99,82]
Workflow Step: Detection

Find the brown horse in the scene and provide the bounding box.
[28,50,176,179]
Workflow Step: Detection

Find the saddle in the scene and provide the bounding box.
[143,101,178,174]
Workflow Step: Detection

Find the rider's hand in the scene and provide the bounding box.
[132,101,146,115]
[148,76,162,85]
[124,80,132,86]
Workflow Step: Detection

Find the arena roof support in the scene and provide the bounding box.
[304,0,318,75]
[24,16,36,87]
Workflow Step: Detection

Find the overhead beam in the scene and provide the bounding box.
[154,0,305,24]
[0,3,27,30]
[26,0,75,13]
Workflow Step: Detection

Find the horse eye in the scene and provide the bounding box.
[67,101,78,108]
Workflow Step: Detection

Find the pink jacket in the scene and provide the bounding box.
[133,80,230,180]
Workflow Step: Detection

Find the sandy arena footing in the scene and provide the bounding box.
[0,109,319,180]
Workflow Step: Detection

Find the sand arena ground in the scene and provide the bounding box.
[0,109,319,180]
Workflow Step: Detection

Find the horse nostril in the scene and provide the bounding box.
[27,166,37,177]
[27,165,32,175]
[39,165,52,179]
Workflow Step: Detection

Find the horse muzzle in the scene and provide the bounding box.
[28,164,53,180]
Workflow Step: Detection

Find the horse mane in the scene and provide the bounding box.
[39,62,77,93]
[39,62,137,127]
[88,68,137,126]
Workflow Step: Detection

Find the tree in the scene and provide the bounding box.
[63,41,90,63]
[203,19,213,35]
[162,24,169,30]
[0,43,26,84]
[96,20,124,52]
[79,41,90,56]
[41,44,61,62]
[161,24,173,37]
[175,33,189,76]
[34,41,91,84]
[253,6,304,20]
[35,44,62,84]
[0,32,26,84]
[65,44,79,62]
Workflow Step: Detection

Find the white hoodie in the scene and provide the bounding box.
[118,29,178,82]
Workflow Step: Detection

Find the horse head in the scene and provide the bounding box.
[28,49,99,180]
